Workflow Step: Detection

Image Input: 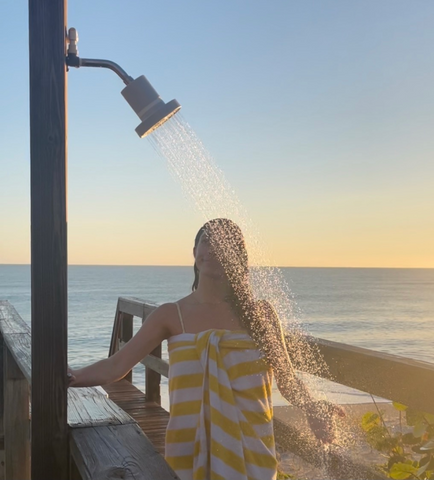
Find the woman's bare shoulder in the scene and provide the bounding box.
[145,303,179,328]
[151,294,193,313]
[148,297,194,336]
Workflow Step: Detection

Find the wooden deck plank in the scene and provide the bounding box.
[103,380,170,456]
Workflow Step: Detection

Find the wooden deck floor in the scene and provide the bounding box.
[104,380,169,456]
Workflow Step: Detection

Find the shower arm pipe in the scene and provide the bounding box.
[66,55,134,86]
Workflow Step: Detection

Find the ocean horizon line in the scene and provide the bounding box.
[1,263,433,270]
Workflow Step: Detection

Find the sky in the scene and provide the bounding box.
[1,1,434,268]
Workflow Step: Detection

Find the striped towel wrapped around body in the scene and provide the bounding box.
[166,329,278,480]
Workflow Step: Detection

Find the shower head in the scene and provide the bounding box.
[121,75,181,138]
[66,28,181,138]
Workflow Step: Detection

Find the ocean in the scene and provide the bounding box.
[1,264,433,410]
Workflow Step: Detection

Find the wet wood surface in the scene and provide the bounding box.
[104,380,170,455]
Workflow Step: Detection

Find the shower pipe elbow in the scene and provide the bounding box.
[65,55,134,86]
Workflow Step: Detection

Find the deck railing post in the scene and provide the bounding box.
[0,333,4,476]
[120,313,134,382]
[4,348,30,480]
[146,344,162,404]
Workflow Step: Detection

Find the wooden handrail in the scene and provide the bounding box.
[0,300,180,480]
[115,297,434,415]
[301,336,434,415]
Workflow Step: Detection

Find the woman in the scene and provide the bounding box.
[68,218,341,480]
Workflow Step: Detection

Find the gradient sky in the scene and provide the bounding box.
[1,1,433,267]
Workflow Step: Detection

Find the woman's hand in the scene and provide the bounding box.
[67,367,78,387]
[306,400,346,444]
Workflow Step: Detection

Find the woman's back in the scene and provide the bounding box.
[165,303,278,480]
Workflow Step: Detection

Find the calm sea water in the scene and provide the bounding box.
[1,265,433,409]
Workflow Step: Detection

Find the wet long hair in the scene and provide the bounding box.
[191,218,278,364]
[192,219,339,421]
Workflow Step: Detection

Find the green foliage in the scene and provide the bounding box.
[277,471,296,479]
[389,462,418,479]
[360,402,434,480]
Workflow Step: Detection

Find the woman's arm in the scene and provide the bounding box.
[68,303,173,387]
[255,300,316,411]
[256,301,344,442]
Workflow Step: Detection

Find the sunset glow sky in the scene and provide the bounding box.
[1,1,433,267]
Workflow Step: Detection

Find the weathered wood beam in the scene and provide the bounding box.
[2,333,31,383]
[70,423,180,480]
[29,0,68,477]
[4,348,30,480]
[0,301,29,334]
[68,387,134,428]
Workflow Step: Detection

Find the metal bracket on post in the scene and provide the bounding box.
[66,27,133,85]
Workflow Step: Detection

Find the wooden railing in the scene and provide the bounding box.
[111,297,434,480]
[2,295,433,480]
[109,297,165,405]
[0,300,179,480]
[111,296,434,413]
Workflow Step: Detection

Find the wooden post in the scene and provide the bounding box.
[108,300,121,357]
[0,334,4,441]
[146,345,162,404]
[0,333,4,479]
[4,348,30,480]
[120,313,134,382]
[29,1,69,478]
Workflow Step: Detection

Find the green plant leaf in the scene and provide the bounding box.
[389,455,407,470]
[389,462,418,479]
[361,412,380,432]
[393,402,408,411]
[366,425,389,451]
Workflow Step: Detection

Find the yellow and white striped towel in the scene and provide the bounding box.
[166,329,277,480]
